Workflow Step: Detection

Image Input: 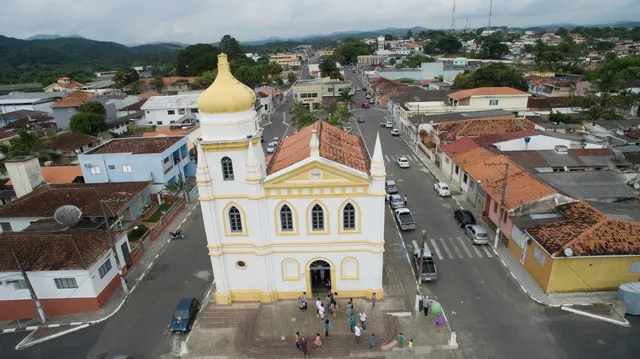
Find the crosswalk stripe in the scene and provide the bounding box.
[482,245,493,258]
[429,238,444,260]
[412,240,419,250]
[384,155,391,162]
[470,241,483,258]
[449,238,464,259]
[412,155,420,162]
[438,238,454,259]
[457,237,473,258]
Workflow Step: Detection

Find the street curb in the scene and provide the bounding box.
[15,324,89,350]
[561,306,630,327]
[5,203,201,342]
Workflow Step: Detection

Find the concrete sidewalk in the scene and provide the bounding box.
[0,202,200,338]
[393,129,621,309]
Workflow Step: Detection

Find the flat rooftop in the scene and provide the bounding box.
[140,94,200,110]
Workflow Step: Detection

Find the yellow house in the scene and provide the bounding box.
[508,201,640,294]
[320,50,334,57]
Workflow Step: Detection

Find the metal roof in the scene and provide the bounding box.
[140,94,200,110]
[536,172,638,200]
[0,92,64,105]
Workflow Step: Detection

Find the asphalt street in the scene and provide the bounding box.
[345,68,640,359]
[0,206,211,359]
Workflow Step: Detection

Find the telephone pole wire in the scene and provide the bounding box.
[12,249,46,324]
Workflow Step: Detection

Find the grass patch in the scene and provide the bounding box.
[143,203,171,223]
[128,224,148,244]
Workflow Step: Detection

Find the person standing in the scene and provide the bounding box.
[349,313,357,332]
[385,193,390,203]
[346,301,353,317]
[354,324,362,344]
[408,339,413,351]
[318,303,325,320]
[404,194,408,207]
[295,332,301,351]
[326,279,332,292]
[324,319,331,338]
[315,297,322,318]
[314,333,322,350]
[359,311,367,331]
[369,334,375,350]
[371,292,377,309]
[333,292,339,310]
[299,337,310,359]
[297,297,305,314]
[330,302,337,319]
[398,333,405,348]
[302,291,308,310]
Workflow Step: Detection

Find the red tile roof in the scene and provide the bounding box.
[51,91,95,108]
[440,137,479,159]
[0,182,150,218]
[267,121,370,175]
[45,131,99,152]
[121,99,148,112]
[448,87,529,101]
[137,91,161,99]
[6,166,83,186]
[471,129,539,146]
[436,118,536,143]
[89,137,183,154]
[527,201,640,257]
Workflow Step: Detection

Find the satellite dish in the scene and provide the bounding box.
[564,247,574,257]
[634,183,640,190]
[54,205,83,226]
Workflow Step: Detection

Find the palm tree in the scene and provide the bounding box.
[8,130,51,161]
[290,102,316,131]
[340,88,355,108]
[614,90,640,113]
[164,176,186,200]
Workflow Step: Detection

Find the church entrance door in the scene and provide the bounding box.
[309,260,331,295]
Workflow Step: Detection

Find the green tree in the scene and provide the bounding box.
[389,58,396,65]
[452,63,527,91]
[406,30,413,39]
[78,101,106,116]
[150,76,165,91]
[69,113,108,136]
[479,37,509,59]
[127,123,139,134]
[176,43,221,76]
[164,176,186,198]
[193,70,218,89]
[113,68,140,89]
[396,54,435,69]
[290,102,316,131]
[319,58,341,79]
[556,27,569,37]
[384,34,393,41]
[220,34,243,60]
[287,72,297,85]
[327,104,351,129]
[436,34,463,53]
[331,38,373,65]
[8,130,51,161]
[340,88,355,106]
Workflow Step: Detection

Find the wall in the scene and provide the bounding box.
[547,255,640,293]
[510,238,553,292]
[144,107,200,126]
[495,135,603,151]
[484,195,515,239]
[468,95,529,112]
[0,217,43,233]
[53,107,78,130]
[378,63,463,82]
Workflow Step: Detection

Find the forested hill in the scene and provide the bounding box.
[0,35,180,84]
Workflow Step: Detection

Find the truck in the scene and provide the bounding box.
[394,208,416,231]
[414,247,438,282]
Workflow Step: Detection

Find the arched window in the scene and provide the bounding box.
[221,157,234,181]
[280,205,293,231]
[343,203,356,230]
[311,204,324,231]
[228,206,242,232]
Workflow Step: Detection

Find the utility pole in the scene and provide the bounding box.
[451,0,456,32]
[12,249,46,324]
[100,200,129,294]
[488,0,493,31]
[485,162,509,248]
[417,230,427,292]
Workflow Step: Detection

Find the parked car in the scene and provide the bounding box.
[272,137,279,143]
[414,247,437,282]
[385,179,398,194]
[396,156,410,168]
[356,87,360,91]
[394,208,416,231]
[390,128,400,136]
[433,182,451,197]
[389,194,404,209]
[361,103,371,109]
[384,121,393,128]
[357,116,365,123]
[453,209,476,228]
[366,94,371,99]
[170,297,200,333]
[368,99,374,104]
[266,142,277,154]
[465,225,489,245]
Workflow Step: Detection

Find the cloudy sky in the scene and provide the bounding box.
[0,0,637,45]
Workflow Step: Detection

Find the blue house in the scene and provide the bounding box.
[78,136,196,194]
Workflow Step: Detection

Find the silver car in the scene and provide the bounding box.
[389,194,404,209]
[465,225,489,245]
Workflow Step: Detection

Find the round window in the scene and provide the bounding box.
[236,261,247,269]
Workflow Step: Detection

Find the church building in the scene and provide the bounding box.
[196,53,386,305]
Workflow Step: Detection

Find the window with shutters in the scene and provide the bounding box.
[343,203,356,230]
[280,205,293,231]
[311,204,324,231]
[229,206,243,232]
[221,157,234,180]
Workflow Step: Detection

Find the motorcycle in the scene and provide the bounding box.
[169,230,185,240]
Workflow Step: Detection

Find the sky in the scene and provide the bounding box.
[0,0,638,45]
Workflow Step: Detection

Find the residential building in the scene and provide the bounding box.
[376,62,466,82]
[116,98,148,118]
[94,70,118,77]
[369,77,410,107]
[43,77,86,93]
[51,92,96,130]
[0,92,65,114]
[0,110,55,130]
[141,94,200,126]
[5,162,83,193]
[78,136,195,194]
[509,201,640,294]
[504,148,627,173]
[269,53,299,67]
[320,50,334,57]
[134,77,197,93]
[321,79,353,99]
[308,64,322,78]
[293,79,323,111]
[137,91,161,100]
[493,132,603,152]
[255,86,284,119]
[142,125,201,150]
[526,76,576,97]
[535,171,638,202]
[447,87,530,114]
[583,119,640,145]
[44,131,101,164]
[389,88,453,137]
[428,82,453,91]
[357,55,384,66]
[195,53,384,305]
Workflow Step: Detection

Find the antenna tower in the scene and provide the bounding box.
[488,0,493,31]
[451,0,456,32]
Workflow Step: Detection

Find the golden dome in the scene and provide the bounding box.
[197,53,256,114]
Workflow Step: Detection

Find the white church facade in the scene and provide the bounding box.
[196,53,386,305]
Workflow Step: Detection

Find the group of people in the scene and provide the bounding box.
[294,290,379,357]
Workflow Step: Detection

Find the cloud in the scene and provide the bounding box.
[0,0,636,44]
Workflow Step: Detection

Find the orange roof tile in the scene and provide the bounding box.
[51,92,95,108]
[452,147,497,171]
[527,201,640,256]
[267,121,370,175]
[436,118,535,143]
[137,91,161,99]
[465,155,555,211]
[448,87,529,101]
[6,166,83,186]
[440,137,479,159]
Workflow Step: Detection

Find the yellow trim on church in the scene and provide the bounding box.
[214,289,384,305]
[201,136,260,152]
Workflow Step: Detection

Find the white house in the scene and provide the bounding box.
[494,133,604,152]
[141,94,201,126]
[196,54,385,305]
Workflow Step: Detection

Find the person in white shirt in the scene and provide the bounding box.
[354,324,362,343]
[359,312,367,331]
[315,298,322,318]
[318,304,325,319]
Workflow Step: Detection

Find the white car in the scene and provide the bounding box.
[397,156,410,168]
[434,182,451,197]
[384,121,393,128]
[266,142,277,154]
[366,94,371,99]
[390,129,400,136]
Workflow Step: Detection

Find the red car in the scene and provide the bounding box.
[361,103,371,109]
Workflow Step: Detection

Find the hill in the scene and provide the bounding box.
[0,35,180,84]
[25,34,85,40]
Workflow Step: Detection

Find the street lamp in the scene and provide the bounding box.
[484,162,509,248]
